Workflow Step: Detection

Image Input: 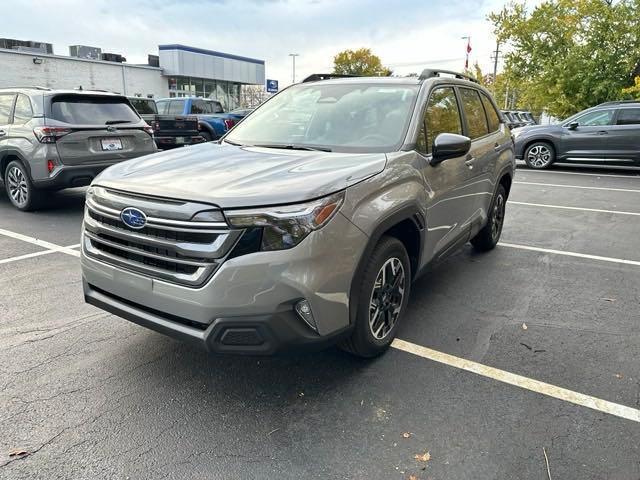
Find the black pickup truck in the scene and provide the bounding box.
[128,97,204,149]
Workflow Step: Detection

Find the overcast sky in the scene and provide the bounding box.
[4,0,527,86]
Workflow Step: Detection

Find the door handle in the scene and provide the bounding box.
[597,130,609,135]
[465,157,475,169]
[494,143,501,152]
[0,129,6,137]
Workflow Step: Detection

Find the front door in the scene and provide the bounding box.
[561,108,615,161]
[418,86,475,261]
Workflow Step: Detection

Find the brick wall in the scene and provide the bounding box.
[0,49,169,98]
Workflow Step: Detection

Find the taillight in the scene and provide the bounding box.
[223,119,236,130]
[47,160,55,173]
[33,126,72,143]
[144,125,154,136]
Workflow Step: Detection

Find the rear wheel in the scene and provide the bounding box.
[340,236,411,358]
[524,142,555,169]
[471,184,506,252]
[4,160,44,211]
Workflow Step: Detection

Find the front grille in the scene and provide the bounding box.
[83,188,241,287]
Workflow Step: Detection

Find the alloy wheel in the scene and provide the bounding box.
[369,257,406,340]
[7,166,29,207]
[491,193,505,241]
[527,145,552,168]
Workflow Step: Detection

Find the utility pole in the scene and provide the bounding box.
[491,41,501,91]
[289,53,299,84]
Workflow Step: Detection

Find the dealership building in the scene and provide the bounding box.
[0,40,266,110]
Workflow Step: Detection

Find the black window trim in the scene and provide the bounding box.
[478,90,501,134]
[613,107,640,126]
[562,108,616,128]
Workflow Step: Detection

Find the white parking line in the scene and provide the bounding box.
[508,201,640,217]
[517,169,640,179]
[392,338,640,423]
[514,181,640,193]
[0,228,80,258]
[498,242,640,267]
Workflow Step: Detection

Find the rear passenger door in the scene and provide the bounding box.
[419,86,475,259]
[608,107,640,165]
[0,93,16,163]
[9,94,37,169]
[457,87,499,233]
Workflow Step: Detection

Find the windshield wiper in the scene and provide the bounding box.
[252,144,332,152]
[223,139,243,146]
[105,120,133,125]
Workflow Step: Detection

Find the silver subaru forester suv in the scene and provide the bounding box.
[0,88,156,211]
[81,70,515,357]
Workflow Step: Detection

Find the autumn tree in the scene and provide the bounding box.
[333,48,392,76]
[490,0,640,118]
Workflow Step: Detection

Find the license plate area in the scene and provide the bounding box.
[101,138,123,151]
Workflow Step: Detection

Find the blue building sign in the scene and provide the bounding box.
[266,79,279,93]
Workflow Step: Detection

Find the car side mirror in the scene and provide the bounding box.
[431,133,471,165]
[568,122,579,130]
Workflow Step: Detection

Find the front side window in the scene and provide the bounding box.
[50,96,140,125]
[616,108,640,125]
[225,82,420,153]
[480,93,500,132]
[569,109,614,126]
[460,88,489,139]
[422,87,462,154]
[0,94,15,124]
[129,98,157,115]
[211,101,223,113]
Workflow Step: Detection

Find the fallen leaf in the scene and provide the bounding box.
[522,323,528,330]
[414,451,431,463]
[402,432,412,439]
[408,475,419,480]
[8,449,29,457]
[614,373,623,379]
[603,298,616,302]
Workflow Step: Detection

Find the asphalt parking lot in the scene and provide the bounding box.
[1,165,639,480]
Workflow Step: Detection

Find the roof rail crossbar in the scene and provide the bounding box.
[302,73,360,83]
[419,69,479,84]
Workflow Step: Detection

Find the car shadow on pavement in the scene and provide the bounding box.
[0,185,87,213]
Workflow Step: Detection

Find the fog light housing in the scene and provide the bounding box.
[295,299,317,332]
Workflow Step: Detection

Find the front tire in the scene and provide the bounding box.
[4,160,44,211]
[340,236,411,358]
[200,131,213,142]
[524,141,555,169]
[471,184,506,252]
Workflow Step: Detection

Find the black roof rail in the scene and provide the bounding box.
[596,99,640,106]
[419,69,479,84]
[302,73,360,83]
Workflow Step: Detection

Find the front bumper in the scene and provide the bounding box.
[81,212,368,354]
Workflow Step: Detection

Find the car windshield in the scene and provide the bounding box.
[225,82,420,153]
[50,96,140,125]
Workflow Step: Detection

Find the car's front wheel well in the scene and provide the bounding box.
[383,218,421,279]
[499,172,512,198]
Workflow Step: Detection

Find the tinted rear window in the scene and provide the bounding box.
[129,98,157,114]
[50,96,140,125]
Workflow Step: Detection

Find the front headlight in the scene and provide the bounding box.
[225,191,344,251]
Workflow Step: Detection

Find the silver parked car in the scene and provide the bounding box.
[0,87,157,210]
[81,69,515,357]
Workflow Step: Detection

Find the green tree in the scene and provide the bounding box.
[333,48,392,76]
[622,76,640,99]
[490,0,640,118]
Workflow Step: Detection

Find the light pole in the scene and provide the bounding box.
[289,53,299,83]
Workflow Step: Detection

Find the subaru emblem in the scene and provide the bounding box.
[120,207,147,229]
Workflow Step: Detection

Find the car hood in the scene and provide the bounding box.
[93,142,387,208]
